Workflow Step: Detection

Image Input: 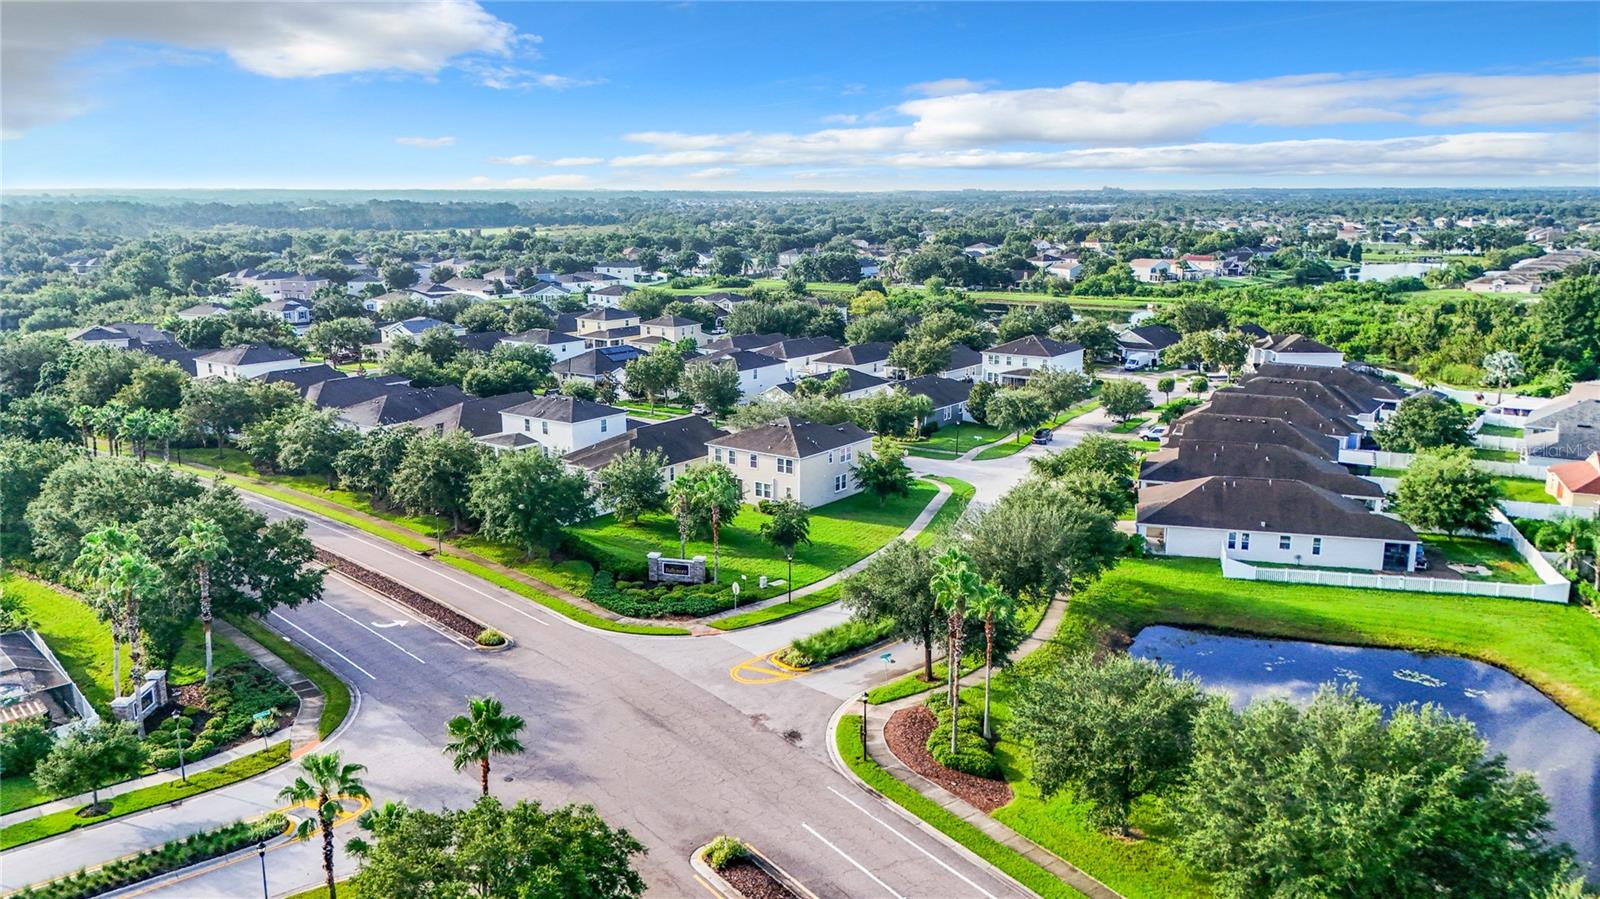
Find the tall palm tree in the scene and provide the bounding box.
[147,410,180,463]
[123,407,153,461]
[92,402,125,457]
[667,478,696,558]
[174,516,228,682]
[966,581,1013,740]
[70,404,97,454]
[930,547,980,755]
[279,752,369,899]
[443,696,526,796]
[1546,516,1598,573]
[695,466,743,583]
[74,526,158,698]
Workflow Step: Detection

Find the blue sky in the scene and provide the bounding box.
[3,1,1597,190]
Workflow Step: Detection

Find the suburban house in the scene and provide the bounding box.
[811,342,893,376]
[195,344,303,381]
[923,343,983,381]
[406,392,541,440]
[70,325,141,349]
[1230,370,1399,428]
[1248,334,1345,368]
[704,332,786,353]
[1178,254,1222,278]
[336,384,473,432]
[1202,391,1364,449]
[262,364,347,395]
[705,417,873,506]
[497,395,628,455]
[1136,476,1422,572]
[576,308,642,348]
[765,368,889,402]
[589,284,636,307]
[776,248,811,268]
[553,346,647,386]
[595,259,645,283]
[380,317,463,343]
[1128,259,1173,283]
[499,328,587,363]
[1165,411,1344,461]
[1463,248,1598,293]
[226,270,330,301]
[758,337,843,379]
[255,299,313,330]
[1248,363,1408,418]
[1523,383,1600,464]
[0,629,98,731]
[521,282,571,302]
[898,375,975,427]
[176,302,230,320]
[639,314,704,344]
[440,277,503,300]
[1116,324,1182,368]
[691,349,788,400]
[1545,452,1600,510]
[1139,440,1385,508]
[983,335,1084,385]
[563,415,730,485]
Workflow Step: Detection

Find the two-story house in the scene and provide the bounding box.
[595,259,645,283]
[705,417,873,507]
[1247,334,1345,368]
[195,344,304,381]
[690,350,788,400]
[576,308,642,348]
[496,396,628,455]
[983,335,1084,386]
[256,299,312,329]
[499,328,587,363]
[638,314,704,344]
[811,342,893,376]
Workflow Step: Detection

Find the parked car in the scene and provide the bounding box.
[1032,428,1053,444]
[691,403,710,415]
[1139,424,1168,440]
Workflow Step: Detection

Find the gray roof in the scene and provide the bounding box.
[695,349,785,372]
[812,342,893,366]
[708,417,872,458]
[1140,440,1382,499]
[584,325,641,341]
[130,343,204,375]
[337,385,473,429]
[897,375,973,409]
[704,332,787,352]
[1226,376,1383,420]
[641,314,701,327]
[1202,391,1360,436]
[305,374,414,409]
[554,346,645,378]
[1256,333,1339,355]
[1165,412,1342,460]
[408,392,541,437]
[988,335,1082,358]
[564,416,730,471]
[1526,397,1600,461]
[1250,363,1409,402]
[502,395,624,423]
[1138,476,1417,542]
[389,316,450,335]
[262,364,347,394]
[774,368,889,396]
[1116,324,1181,351]
[577,307,638,322]
[196,343,301,366]
[505,328,583,346]
[759,336,841,360]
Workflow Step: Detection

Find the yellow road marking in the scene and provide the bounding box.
[728,651,802,685]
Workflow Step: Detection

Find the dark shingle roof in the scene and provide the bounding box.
[505,328,583,346]
[1165,412,1342,460]
[759,336,841,360]
[812,342,893,366]
[564,416,730,471]
[897,375,972,409]
[1202,391,1359,436]
[988,335,1082,358]
[408,392,540,437]
[694,349,784,372]
[577,307,638,322]
[1138,476,1417,541]
[263,364,346,394]
[641,314,701,327]
[1225,376,1381,421]
[1257,333,1339,355]
[1251,363,1408,402]
[708,417,872,458]
[554,347,645,377]
[305,375,413,409]
[773,369,888,396]
[1117,324,1181,351]
[197,343,300,366]
[338,385,473,429]
[1140,440,1382,499]
[501,395,625,423]
[704,333,786,352]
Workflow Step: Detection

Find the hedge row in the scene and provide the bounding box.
[585,571,731,618]
[15,813,286,899]
[925,693,1000,778]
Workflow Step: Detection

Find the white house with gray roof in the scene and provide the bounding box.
[496,395,628,455]
[706,417,872,507]
[195,344,304,380]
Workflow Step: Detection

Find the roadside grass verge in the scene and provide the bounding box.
[228,616,352,738]
[836,716,1088,899]
[0,742,290,851]
[913,477,975,548]
[973,402,1100,461]
[709,583,841,631]
[433,554,688,636]
[779,617,896,667]
[1107,417,1148,434]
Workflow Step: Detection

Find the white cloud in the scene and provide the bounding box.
[458,61,600,90]
[464,173,592,188]
[550,157,603,167]
[907,78,994,97]
[488,154,542,166]
[684,167,739,180]
[396,136,456,149]
[487,154,602,167]
[2,0,517,137]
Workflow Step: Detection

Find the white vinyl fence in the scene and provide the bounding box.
[1339,448,1552,480]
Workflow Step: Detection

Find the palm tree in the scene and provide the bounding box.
[147,410,180,463]
[347,800,409,858]
[70,404,97,454]
[667,478,696,558]
[930,547,980,755]
[74,527,158,698]
[123,407,153,461]
[758,499,811,603]
[92,402,125,457]
[966,581,1013,740]
[279,751,369,899]
[1546,516,1598,573]
[694,466,743,583]
[174,516,228,682]
[443,696,526,796]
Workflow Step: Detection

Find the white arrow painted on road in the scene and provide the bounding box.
[371,620,409,629]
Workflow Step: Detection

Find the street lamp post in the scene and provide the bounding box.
[859,692,868,760]
[257,841,268,899]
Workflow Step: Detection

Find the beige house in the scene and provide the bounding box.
[1545,453,1600,510]
[638,314,704,343]
[705,417,872,508]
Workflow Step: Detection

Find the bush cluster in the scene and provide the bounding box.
[925,693,1000,779]
[562,534,650,581]
[585,570,730,618]
[0,717,55,777]
[780,617,896,669]
[703,835,749,871]
[476,628,506,647]
[147,663,294,770]
[15,813,286,899]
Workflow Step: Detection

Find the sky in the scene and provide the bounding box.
[2,1,1598,191]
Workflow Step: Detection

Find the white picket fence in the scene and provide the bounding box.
[1472,433,1524,453]
[1221,551,1570,602]
[1339,448,1551,480]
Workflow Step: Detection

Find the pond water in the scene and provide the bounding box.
[1130,626,1599,874]
[1357,261,1441,281]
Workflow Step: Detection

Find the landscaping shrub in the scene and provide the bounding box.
[562,533,650,581]
[147,662,296,771]
[0,717,55,776]
[14,813,286,899]
[585,570,731,618]
[780,617,896,668]
[703,835,749,871]
[925,693,1000,779]
[476,628,506,647]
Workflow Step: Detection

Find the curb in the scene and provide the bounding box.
[689,842,821,899]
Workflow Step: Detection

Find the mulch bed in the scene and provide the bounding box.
[718,858,796,899]
[315,548,485,641]
[885,705,1013,813]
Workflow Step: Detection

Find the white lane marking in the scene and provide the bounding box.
[245,493,553,628]
[372,620,408,629]
[828,786,1001,899]
[801,822,906,899]
[319,600,428,664]
[270,611,376,680]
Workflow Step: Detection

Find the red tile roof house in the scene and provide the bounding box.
[1545,452,1600,511]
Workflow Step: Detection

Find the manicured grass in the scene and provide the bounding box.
[710,583,842,631]
[908,422,1008,459]
[866,657,981,704]
[973,402,1100,461]
[1421,534,1542,584]
[1062,557,1600,731]
[228,615,352,738]
[571,481,940,601]
[1478,424,1525,438]
[1494,476,1555,503]
[1370,466,1405,478]
[914,477,975,548]
[1,576,247,711]
[783,617,897,667]
[836,716,1089,899]
[0,742,290,850]
[434,553,688,636]
[1127,439,1161,452]
[285,883,361,899]
[1472,447,1521,463]
[616,401,691,420]
[1107,417,1148,434]
[2,775,49,816]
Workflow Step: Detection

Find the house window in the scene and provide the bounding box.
[541,421,549,435]
[714,448,723,462]
[827,451,834,464]
[1240,533,1251,550]
[778,458,794,474]
[1312,538,1322,556]
[523,419,530,432]
[1279,535,1292,550]
[841,447,853,463]
[749,453,757,469]
[785,486,792,498]
[754,481,772,499]
[988,355,997,365]
[1227,532,1237,550]
[834,473,849,492]
[600,419,608,433]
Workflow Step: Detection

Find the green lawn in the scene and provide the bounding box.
[1,575,247,711]
[571,481,939,601]
[1472,447,1520,463]
[913,477,975,548]
[1421,534,1542,584]
[973,401,1100,461]
[285,883,362,899]
[1,775,49,816]
[1059,557,1600,731]
[0,742,290,851]
[1107,416,1148,434]
[1478,424,1525,439]
[1494,476,1555,503]
[906,421,1008,459]
[228,615,352,738]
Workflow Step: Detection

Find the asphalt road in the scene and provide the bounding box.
[5,490,1031,898]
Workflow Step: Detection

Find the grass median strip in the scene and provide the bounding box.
[228,616,352,738]
[0,742,290,851]
[433,554,688,636]
[835,716,1088,899]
